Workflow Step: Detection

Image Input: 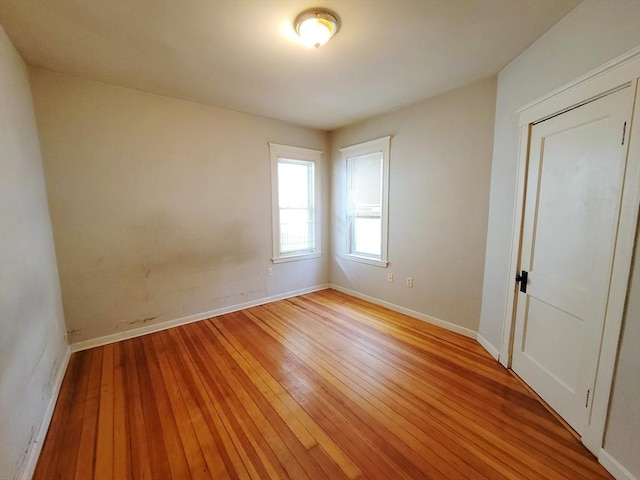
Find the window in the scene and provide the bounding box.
[269,143,322,263]
[341,136,390,266]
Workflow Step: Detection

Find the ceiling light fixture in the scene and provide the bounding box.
[294,8,340,48]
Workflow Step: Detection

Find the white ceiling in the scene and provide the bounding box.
[0,0,579,130]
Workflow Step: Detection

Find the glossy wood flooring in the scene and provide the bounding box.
[34,289,613,479]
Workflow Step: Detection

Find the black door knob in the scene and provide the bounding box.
[515,270,528,294]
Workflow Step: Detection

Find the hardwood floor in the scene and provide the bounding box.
[34,289,613,479]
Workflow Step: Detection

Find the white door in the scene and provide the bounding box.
[512,86,634,435]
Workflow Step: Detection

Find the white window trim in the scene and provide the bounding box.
[269,143,322,263]
[340,136,391,267]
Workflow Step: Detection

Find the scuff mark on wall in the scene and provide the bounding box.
[124,315,159,326]
[214,294,234,302]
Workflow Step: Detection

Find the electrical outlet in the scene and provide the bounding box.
[387,273,393,282]
[406,277,413,288]
[267,267,273,276]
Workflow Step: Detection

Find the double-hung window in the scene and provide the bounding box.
[269,143,322,263]
[341,136,390,267]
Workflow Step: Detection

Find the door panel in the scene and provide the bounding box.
[532,117,613,290]
[523,297,583,392]
[512,86,633,434]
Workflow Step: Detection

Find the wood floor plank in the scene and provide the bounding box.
[279,296,597,479]
[163,328,248,479]
[33,289,614,480]
[206,318,355,480]
[112,342,132,480]
[300,292,608,478]
[122,339,153,480]
[184,321,316,480]
[244,305,488,479]
[222,313,430,480]
[140,334,192,479]
[74,346,103,478]
[95,343,114,480]
[209,319,318,450]
[300,294,577,444]
[213,316,362,480]
[131,336,173,478]
[149,333,213,480]
[250,307,483,479]
[55,349,92,480]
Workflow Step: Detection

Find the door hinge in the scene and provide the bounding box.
[585,389,590,408]
[622,121,627,145]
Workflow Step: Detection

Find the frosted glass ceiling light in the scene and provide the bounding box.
[294,9,340,48]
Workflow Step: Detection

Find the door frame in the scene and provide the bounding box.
[499,46,640,455]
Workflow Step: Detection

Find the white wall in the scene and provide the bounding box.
[478,0,640,351]
[604,221,640,478]
[330,77,496,333]
[29,69,330,345]
[478,0,640,477]
[0,28,68,480]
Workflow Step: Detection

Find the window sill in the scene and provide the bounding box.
[342,254,389,268]
[272,252,321,264]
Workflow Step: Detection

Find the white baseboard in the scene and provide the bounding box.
[599,449,639,480]
[476,333,500,360]
[19,344,71,480]
[329,284,477,339]
[582,425,604,456]
[71,284,330,352]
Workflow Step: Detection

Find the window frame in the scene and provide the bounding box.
[340,136,391,267]
[269,143,322,263]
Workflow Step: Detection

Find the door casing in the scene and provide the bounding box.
[499,46,640,455]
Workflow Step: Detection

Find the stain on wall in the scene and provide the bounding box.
[30,68,330,344]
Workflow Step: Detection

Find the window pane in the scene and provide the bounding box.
[354,217,381,255]
[278,159,314,254]
[279,161,310,208]
[280,208,314,253]
[347,152,383,258]
[351,153,382,206]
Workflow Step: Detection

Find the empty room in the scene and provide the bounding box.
[1,1,639,479]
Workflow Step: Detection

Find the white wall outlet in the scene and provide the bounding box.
[406,277,413,287]
[267,267,273,276]
[387,273,393,282]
